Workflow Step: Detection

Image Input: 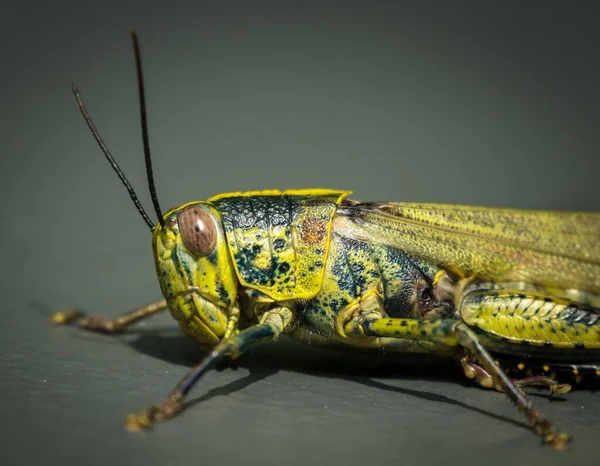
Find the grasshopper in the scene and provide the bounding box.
[53,31,600,451]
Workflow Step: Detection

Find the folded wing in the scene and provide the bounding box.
[335,202,600,294]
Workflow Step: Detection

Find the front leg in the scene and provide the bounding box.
[125,306,295,431]
[51,299,168,333]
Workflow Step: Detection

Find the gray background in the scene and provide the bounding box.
[1,1,599,465]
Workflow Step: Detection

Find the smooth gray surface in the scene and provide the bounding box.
[1,2,599,465]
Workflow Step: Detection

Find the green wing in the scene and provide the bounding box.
[335,202,600,294]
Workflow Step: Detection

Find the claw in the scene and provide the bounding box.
[125,395,183,432]
[526,407,571,451]
[125,411,152,431]
[50,309,83,325]
[549,383,572,396]
[545,431,571,451]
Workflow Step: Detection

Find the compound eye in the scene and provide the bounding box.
[177,206,217,257]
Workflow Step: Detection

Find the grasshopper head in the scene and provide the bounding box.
[73,34,239,348]
[152,202,238,348]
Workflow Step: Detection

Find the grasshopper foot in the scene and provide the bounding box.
[51,309,122,333]
[461,356,571,396]
[51,300,168,334]
[461,356,495,389]
[125,393,183,431]
[515,376,571,396]
[546,431,571,451]
[525,407,571,451]
[51,309,85,326]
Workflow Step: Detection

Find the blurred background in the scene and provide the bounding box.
[1,2,599,465]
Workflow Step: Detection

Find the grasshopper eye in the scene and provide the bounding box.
[178,206,217,257]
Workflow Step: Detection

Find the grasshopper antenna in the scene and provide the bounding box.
[71,84,155,230]
[131,30,166,229]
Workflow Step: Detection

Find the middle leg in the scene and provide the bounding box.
[341,315,570,450]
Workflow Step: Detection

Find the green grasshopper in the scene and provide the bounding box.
[53,31,600,451]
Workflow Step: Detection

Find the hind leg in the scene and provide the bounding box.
[460,356,572,395]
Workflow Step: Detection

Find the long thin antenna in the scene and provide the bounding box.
[131,30,166,229]
[71,84,155,230]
